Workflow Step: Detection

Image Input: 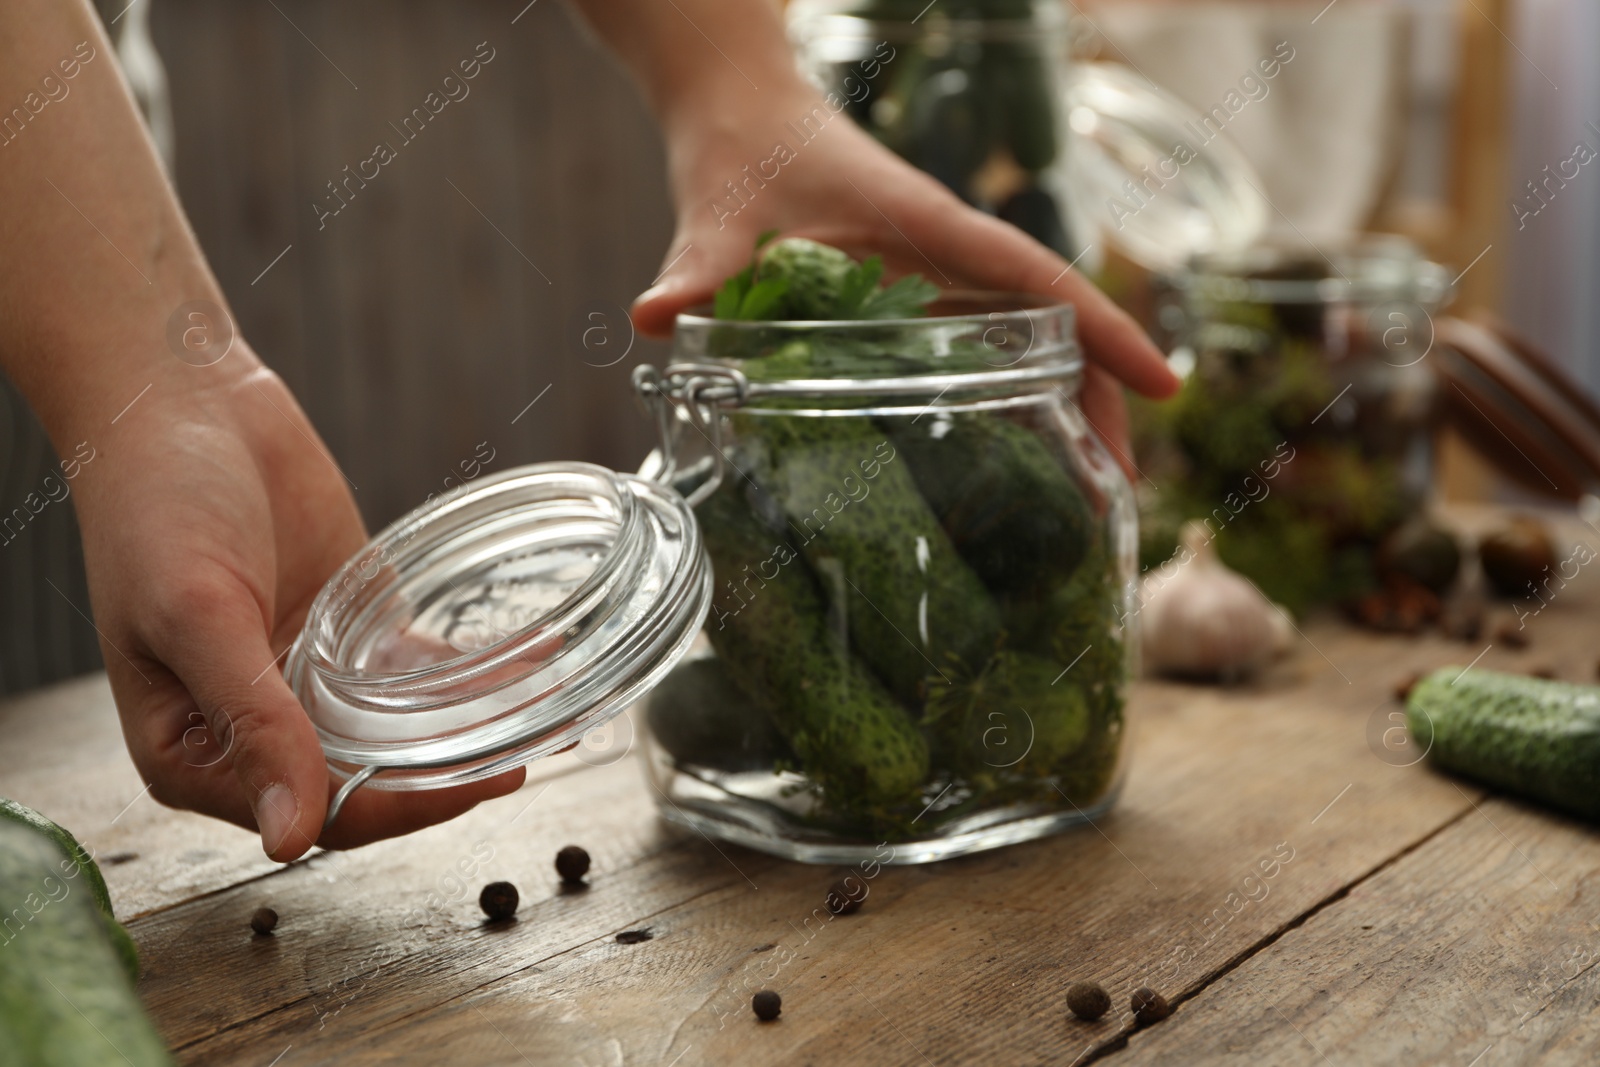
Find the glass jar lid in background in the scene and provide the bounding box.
[284,462,711,823]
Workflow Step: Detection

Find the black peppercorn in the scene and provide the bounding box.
[479,881,519,922]
[250,907,278,936]
[752,990,782,1021]
[1493,621,1530,649]
[824,876,866,915]
[1065,981,1110,1021]
[1131,987,1171,1026]
[556,845,591,884]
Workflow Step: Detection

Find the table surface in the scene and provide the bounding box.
[4,512,1599,1066]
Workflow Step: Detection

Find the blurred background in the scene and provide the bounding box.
[2,0,1596,694]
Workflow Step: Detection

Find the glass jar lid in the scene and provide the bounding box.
[284,462,711,822]
[1063,62,1268,272]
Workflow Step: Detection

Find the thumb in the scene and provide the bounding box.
[150,579,328,862]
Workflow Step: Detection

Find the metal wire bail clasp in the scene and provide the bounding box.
[632,362,750,507]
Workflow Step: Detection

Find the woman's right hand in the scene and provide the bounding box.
[72,352,525,861]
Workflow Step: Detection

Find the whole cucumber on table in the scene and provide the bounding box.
[696,483,930,811]
[1407,668,1600,821]
[0,821,171,1066]
[742,411,1004,703]
[1,797,138,982]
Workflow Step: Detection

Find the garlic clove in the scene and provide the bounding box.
[1137,522,1292,681]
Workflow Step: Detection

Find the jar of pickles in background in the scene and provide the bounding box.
[635,298,1134,863]
[789,0,1081,258]
[1137,237,1456,614]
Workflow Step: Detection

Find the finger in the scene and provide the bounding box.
[145,574,331,862]
[902,204,1179,398]
[632,241,712,338]
[316,767,527,851]
[1076,365,1141,483]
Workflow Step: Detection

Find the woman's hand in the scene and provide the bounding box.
[632,86,1179,461]
[73,357,524,861]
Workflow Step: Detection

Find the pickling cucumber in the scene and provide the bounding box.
[696,483,930,812]
[1407,668,1600,821]
[0,821,171,1066]
[743,412,1004,703]
[889,411,1092,594]
[0,797,137,982]
[921,650,1090,778]
[646,656,795,772]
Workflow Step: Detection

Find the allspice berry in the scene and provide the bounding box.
[824,877,866,916]
[1066,981,1110,1021]
[479,881,519,922]
[1131,987,1172,1026]
[250,907,278,936]
[752,990,782,1021]
[556,845,591,884]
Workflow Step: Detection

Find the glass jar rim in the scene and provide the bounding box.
[673,290,1071,331]
[1170,238,1456,308]
[669,293,1082,394]
[787,3,1071,42]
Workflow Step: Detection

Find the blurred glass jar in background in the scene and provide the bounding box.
[789,0,1080,258]
[1137,237,1454,613]
[635,298,1134,863]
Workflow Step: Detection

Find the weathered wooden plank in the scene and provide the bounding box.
[154,625,1492,1064]
[6,512,1594,1064]
[0,672,618,921]
[155,558,1600,1066]
[1114,796,1600,1066]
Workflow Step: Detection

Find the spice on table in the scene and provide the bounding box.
[1530,665,1558,680]
[1479,516,1556,599]
[615,929,653,944]
[752,990,782,1021]
[825,877,867,916]
[250,907,278,936]
[1065,981,1111,1021]
[556,845,591,885]
[1131,987,1171,1026]
[478,881,519,922]
[1493,621,1530,649]
[1439,594,1485,642]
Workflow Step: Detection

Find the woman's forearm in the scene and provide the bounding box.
[0,0,254,452]
[566,0,816,141]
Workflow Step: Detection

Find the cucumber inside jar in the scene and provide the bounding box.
[646,238,1128,842]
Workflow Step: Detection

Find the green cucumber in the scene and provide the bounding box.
[921,650,1090,777]
[1407,668,1600,821]
[0,799,114,922]
[696,484,930,812]
[0,822,171,1066]
[0,798,136,982]
[646,657,794,772]
[889,411,1092,594]
[742,412,1003,702]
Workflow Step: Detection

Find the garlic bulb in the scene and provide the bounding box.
[1138,522,1292,680]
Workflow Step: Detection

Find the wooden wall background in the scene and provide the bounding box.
[0,0,676,695]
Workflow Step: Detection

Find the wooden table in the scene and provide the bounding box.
[5,515,1599,1065]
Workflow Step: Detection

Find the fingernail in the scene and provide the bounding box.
[254,784,299,857]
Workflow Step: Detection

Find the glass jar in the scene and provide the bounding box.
[634,297,1135,864]
[1139,237,1455,612]
[788,0,1080,257]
